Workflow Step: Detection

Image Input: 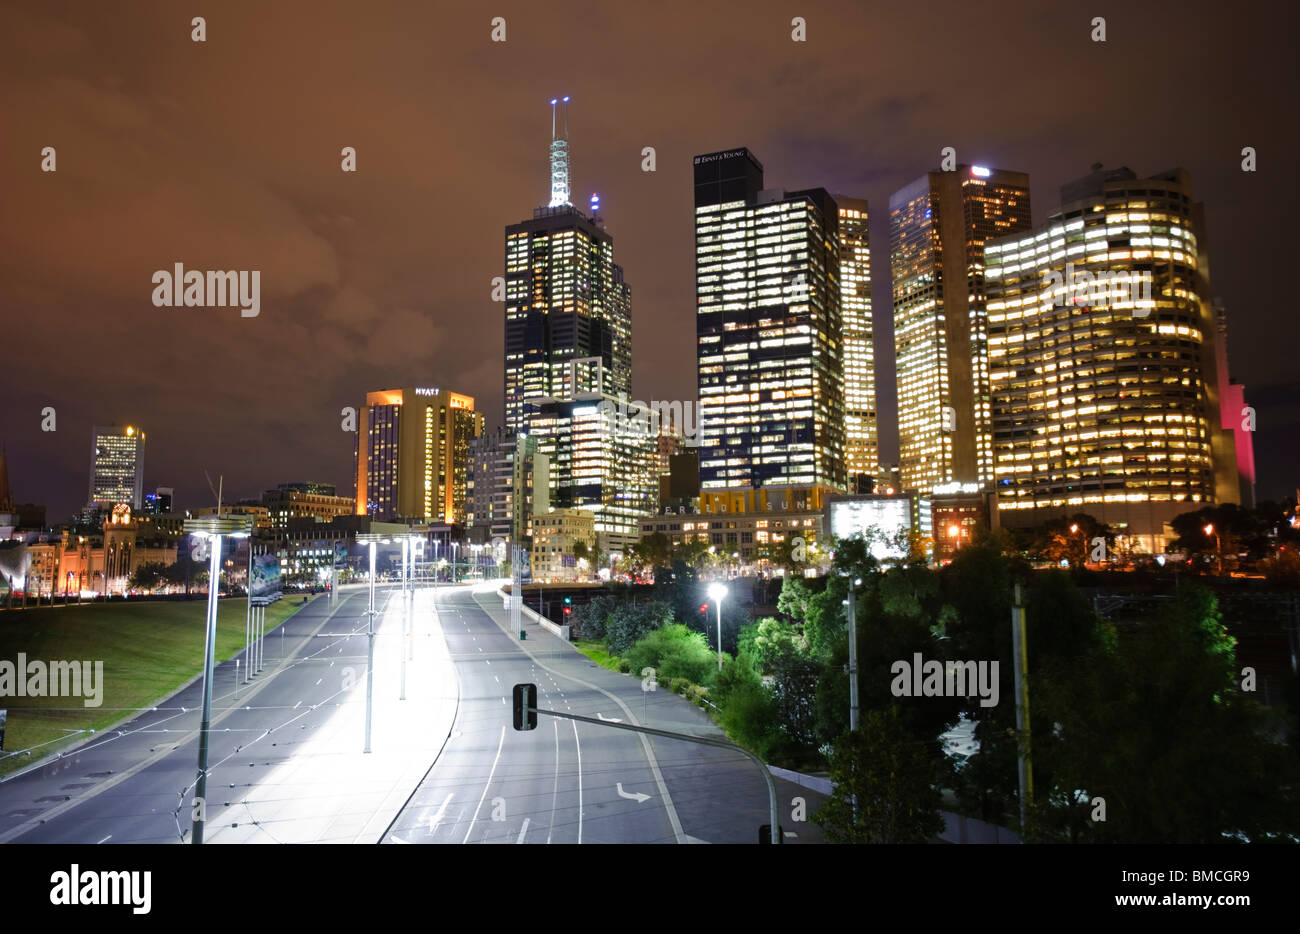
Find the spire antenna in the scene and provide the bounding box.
[548,96,571,208]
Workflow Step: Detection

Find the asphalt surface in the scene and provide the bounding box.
[386,585,826,844]
[0,587,392,843]
[0,583,827,844]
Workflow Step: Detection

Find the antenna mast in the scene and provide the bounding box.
[548,96,571,207]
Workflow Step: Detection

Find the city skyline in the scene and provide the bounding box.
[2,1,1295,521]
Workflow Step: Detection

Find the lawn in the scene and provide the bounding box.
[0,596,312,777]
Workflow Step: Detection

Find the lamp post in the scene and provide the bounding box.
[356,533,392,752]
[708,582,727,671]
[183,514,251,844]
[844,576,862,731]
[1204,523,1222,576]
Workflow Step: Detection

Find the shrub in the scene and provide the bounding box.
[606,600,673,654]
[623,623,718,686]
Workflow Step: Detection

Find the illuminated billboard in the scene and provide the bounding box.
[250,552,282,606]
[828,495,932,562]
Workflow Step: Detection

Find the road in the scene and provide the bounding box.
[0,587,403,843]
[0,583,826,844]
[386,585,825,844]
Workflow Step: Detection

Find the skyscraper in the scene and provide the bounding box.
[837,195,877,487]
[525,395,657,551]
[985,165,1239,551]
[504,99,655,551]
[694,147,847,497]
[504,98,631,433]
[354,387,483,524]
[89,425,145,510]
[468,427,549,546]
[890,165,1031,493]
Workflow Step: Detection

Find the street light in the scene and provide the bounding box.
[356,533,393,752]
[707,582,727,671]
[838,573,864,731]
[1204,523,1222,576]
[183,514,252,844]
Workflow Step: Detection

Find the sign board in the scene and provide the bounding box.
[250,552,283,607]
[333,543,347,567]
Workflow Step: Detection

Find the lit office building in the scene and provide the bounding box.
[985,165,1239,551]
[837,196,878,488]
[354,387,484,524]
[89,425,146,510]
[694,147,847,496]
[262,482,355,528]
[525,395,657,552]
[467,427,550,545]
[890,165,1031,493]
[504,98,632,433]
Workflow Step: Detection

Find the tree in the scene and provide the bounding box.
[128,561,168,592]
[1032,582,1300,842]
[814,708,945,844]
[1025,513,1115,567]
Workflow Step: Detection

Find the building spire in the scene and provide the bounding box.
[548,96,571,207]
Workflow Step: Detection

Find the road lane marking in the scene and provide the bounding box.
[97,834,111,844]
[516,818,530,844]
[616,783,651,803]
[547,719,559,844]
[493,676,499,683]
[463,726,506,844]
[293,701,301,709]
[315,678,322,686]
[426,792,454,836]
[573,719,583,845]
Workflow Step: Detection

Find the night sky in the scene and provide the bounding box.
[3,0,1296,522]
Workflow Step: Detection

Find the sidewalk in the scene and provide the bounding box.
[205,588,457,844]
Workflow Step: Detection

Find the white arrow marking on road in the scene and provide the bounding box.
[616,783,651,803]
[597,712,622,723]
[426,792,454,835]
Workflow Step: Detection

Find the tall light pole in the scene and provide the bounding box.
[357,533,391,753]
[183,515,251,844]
[845,576,862,731]
[708,582,727,671]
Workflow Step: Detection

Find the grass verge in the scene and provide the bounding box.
[0,596,313,778]
[573,639,629,673]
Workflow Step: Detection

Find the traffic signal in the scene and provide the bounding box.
[563,595,572,616]
[512,683,537,731]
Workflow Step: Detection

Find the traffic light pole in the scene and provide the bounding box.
[518,696,781,844]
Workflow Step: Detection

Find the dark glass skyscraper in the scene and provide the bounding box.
[693,147,847,494]
[503,99,631,433]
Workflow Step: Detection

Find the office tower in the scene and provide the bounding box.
[837,195,878,487]
[504,98,632,433]
[262,482,355,528]
[890,165,1031,493]
[354,387,484,524]
[525,396,657,551]
[89,425,146,510]
[468,427,550,545]
[142,486,174,516]
[694,147,847,497]
[1214,301,1256,509]
[985,165,1239,551]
